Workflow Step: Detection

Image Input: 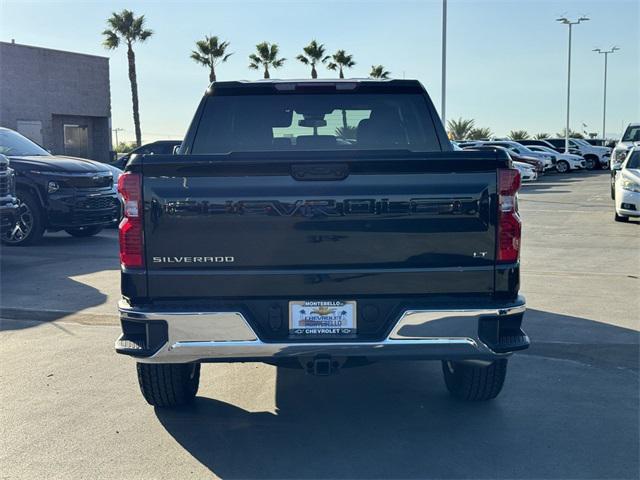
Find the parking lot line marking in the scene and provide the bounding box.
[525,270,637,277]
[523,209,610,214]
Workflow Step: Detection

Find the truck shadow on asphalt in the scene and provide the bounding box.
[155,309,639,479]
[0,232,118,331]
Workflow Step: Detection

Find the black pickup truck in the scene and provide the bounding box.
[116,79,528,407]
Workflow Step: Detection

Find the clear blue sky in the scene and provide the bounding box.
[2,0,638,143]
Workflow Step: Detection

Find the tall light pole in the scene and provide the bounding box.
[441,0,447,128]
[593,46,620,140]
[556,16,589,153]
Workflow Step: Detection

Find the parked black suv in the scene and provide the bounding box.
[0,128,120,245]
[112,140,181,170]
[0,153,18,233]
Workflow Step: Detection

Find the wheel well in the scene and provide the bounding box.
[15,183,47,228]
[16,183,44,207]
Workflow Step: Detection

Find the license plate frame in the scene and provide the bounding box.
[289,300,357,336]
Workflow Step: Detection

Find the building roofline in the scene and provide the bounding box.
[0,41,109,60]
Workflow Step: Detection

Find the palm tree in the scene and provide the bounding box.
[102,9,153,147]
[369,65,391,79]
[327,50,355,79]
[248,42,285,79]
[296,40,330,79]
[335,125,358,140]
[447,118,475,140]
[468,127,493,140]
[509,130,530,141]
[327,49,356,129]
[190,35,232,83]
[556,127,584,139]
[534,132,550,140]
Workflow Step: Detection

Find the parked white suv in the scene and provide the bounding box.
[611,123,640,170]
[525,145,586,173]
[613,146,640,222]
[573,138,611,168]
[545,138,611,169]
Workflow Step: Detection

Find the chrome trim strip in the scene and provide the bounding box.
[123,310,257,343]
[158,338,485,364]
[389,305,525,340]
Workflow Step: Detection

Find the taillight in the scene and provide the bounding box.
[497,168,521,262]
[118,172,144,268]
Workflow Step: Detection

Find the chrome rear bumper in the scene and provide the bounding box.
[117,299,527,364]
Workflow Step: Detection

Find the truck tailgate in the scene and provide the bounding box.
[136,152,506,299]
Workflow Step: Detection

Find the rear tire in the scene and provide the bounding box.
[584,156,596,170]
[136,363,200,407]
[442,359,508,401]
[65,226,104,237]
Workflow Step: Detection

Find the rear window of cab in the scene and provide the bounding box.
[190,93,442,154]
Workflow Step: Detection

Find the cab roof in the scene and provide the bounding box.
[206,79,425,95]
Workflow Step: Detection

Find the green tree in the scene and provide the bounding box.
[447,117,475,140]
[327,50,355,79]
[556,127,584,139]
[369,65,391,79]
[248,42,286,79]
[335,125,357,140]
[297,40,330,78]
[114,141,137,153]
[533,132,550,140]
[509,130,530,141]
[190,35,232,83]
[467,127,493,140]
[102,9,153,147]
[327,50,356,129]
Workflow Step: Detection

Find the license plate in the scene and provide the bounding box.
[289,301,356,336]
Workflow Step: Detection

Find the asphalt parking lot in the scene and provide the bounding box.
[1,170,638,479]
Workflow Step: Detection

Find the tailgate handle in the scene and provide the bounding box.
[291,163,349,181]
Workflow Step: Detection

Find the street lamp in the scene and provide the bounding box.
[441,0,447,127]
[556,16,590,153]
[593,46,620,140]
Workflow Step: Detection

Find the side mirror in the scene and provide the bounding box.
[172,145,181,155]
